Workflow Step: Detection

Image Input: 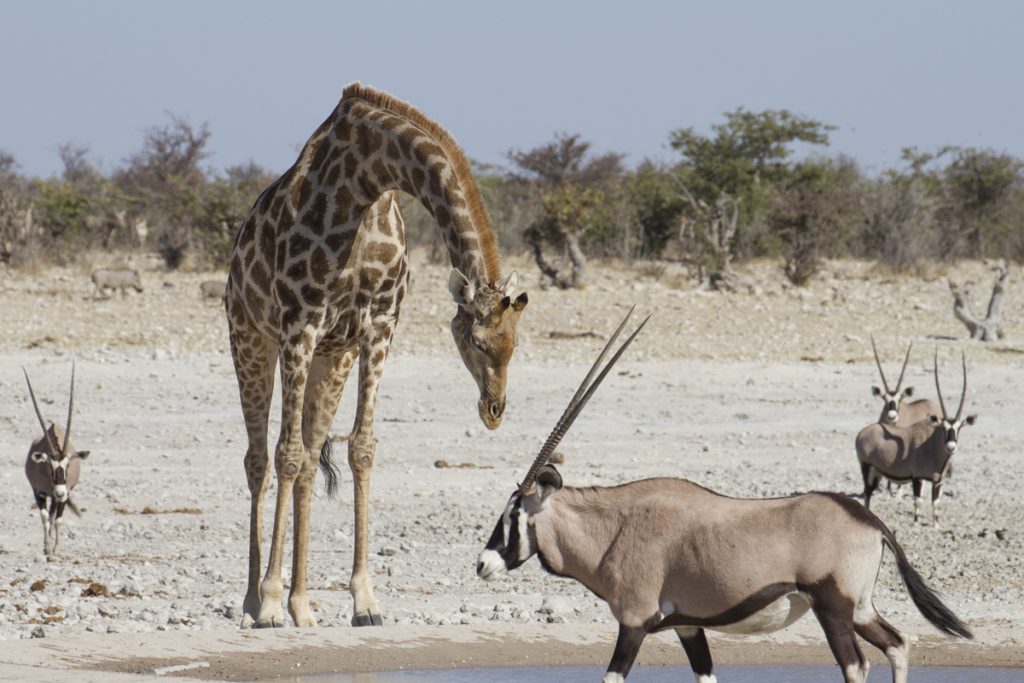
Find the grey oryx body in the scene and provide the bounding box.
[478,312,971,683]
[199,279,226,302]
[857,351,976,526]
[869,338,943,497]
[23,366,90,557]
[91,268,143,299]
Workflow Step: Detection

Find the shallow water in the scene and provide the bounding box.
[310,664,1024,682]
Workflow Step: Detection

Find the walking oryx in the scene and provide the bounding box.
[856,351,976,527]
[869,338,942,497]
[225,84,527,628]
[478,311,971,683]
[23,365,90,557]
[90,268,143,299]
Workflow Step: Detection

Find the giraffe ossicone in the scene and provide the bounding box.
[225,82,528,628]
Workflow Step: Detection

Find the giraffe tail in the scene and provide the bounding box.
[319,439,341,500]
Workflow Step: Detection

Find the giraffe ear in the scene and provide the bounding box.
[497,271,519,297]
[448,269,476,307]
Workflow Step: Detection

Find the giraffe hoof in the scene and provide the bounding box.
[352,612,383,627]
[254,616,284,629]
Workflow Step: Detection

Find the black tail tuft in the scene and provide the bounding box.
[319,438,341,500]
[882,529,973,639]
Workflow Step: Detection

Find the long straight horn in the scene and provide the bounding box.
[871,336,891,393]
[63,361,75,449]
[518,308,651,495]
[955,351,968,422]
[895,341,913,391]
[933,349,949,420]
[23,368,58,454]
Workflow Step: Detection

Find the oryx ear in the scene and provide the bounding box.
[927,414,941,425]
[902,386,914,398]
[30,451,47,464]
[536,464,563,501]
[871,386,883,397]
[964,414,977,426]
[73,450,91,460]
[512,291,528,312]
[448,269,476,307]
[497,271,519,296]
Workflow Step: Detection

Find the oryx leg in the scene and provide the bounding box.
[674,626,716,683]
[287,349,357,628]
[603,623,646,682]
[861,463,881,510]
[348,326,394,627]
[256,338,314,628]
[51,499,65,555]
[813,606,869,683]
[931,482,943,528]
[854,612,909,683]
[228,309,277,628]
[912,479,923,524]
[35,493,52,556]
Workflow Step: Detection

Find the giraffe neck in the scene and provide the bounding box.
[325,92,500,286]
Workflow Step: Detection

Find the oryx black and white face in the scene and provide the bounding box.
[477,465,563,581]
[477,492,535,581]
[30,446,89,503]
[872,385,915,423]
[927,413,977,455]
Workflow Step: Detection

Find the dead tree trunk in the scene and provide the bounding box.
[674,180,741,291]
[949,262,1008,341]
[526,223,585,289]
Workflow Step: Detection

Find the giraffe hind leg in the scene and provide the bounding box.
[228,306,278,628]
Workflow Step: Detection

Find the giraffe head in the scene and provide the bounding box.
[449,270,528,430]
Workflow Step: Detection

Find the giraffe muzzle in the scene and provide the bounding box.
[479,398,506,430]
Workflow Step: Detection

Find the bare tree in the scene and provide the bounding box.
[509,134,623,289]
[949,262,1008,341]
[674,178,741,290]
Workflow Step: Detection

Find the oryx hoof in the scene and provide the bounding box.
[352,611,383,627]
[240,614,256,629]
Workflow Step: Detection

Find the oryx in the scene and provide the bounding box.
[856,351,976,527]
[23,365,90,557]
[478,312,972,683]
[90,268,143,299]
[869,338,943,497]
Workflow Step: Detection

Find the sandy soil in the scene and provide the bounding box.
[0,252,1021,678]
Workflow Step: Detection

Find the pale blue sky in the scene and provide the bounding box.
[2,1,1021,178]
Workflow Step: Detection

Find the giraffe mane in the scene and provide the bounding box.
[341,82,502,286]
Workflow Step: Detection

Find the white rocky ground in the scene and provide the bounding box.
[0,253,1021,654]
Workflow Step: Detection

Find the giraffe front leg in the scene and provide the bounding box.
[349,333,390,627]
[256,346,311,629]
[289,351,357,628]
[228,312,276,629]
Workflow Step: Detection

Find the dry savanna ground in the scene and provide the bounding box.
[0,252,1021,674]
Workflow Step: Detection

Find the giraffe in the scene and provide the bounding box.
[224,83,529,629]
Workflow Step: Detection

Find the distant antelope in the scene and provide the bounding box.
[856,351,976,526]
[478,311,971,683]
[869,338,942,497]
[91,268,143,299]
[23,365,90,557]
[870,337,939,426]
[198,279,226,302]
